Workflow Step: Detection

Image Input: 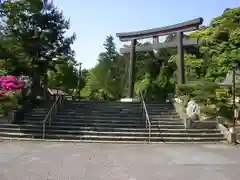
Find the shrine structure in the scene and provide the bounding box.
[116,18,203,98]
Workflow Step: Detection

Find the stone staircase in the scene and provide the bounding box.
[45,100,146,142]
[0,103,51,139]
[0,100,225,143]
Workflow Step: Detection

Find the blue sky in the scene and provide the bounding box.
[54,0,239,69]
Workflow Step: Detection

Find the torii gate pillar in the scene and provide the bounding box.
[177,32,185,84]
[128,39,137,98]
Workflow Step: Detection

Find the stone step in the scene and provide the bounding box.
[54,119,145,124]
[67,101,141,104]
[0,137,225,144]
[24,116,46,119]
[15,121,146,128]
[29,111,141,115]
[0,127,42,134]
[151,118,181,121]
[0,124,220,133]
[64,107,174,113]
[47,130,223,137]
[149,107,174,110]
[64,108,141,112]
[67,102,171,107]
[66,104,141,108]
[53,119,183,125]
[150,114,179,116]
[56,113,142,118]
[52,121,146,127]
[54,135,225,142]
[21,118,145,123]
[0,125,221,133]
[154,124,185,129]
[22,117,45,121]
[43,115,178,119]
[24,115,181,122]
[0,132,42,139]
[59,110,142,114]
[65,103,172,107]
[68,104,174,109]
[24,112,48,116]
[0,132,225,142]
[62,108,142,112]
[67,106,142,109]
[56,112,178,117]
[30,111,49,114]
[24,114,46,118]
[49,119,184,125]
[0,128,222,137]
[152,121,183,125]
[24,115,142,120]
[13,120,186,129]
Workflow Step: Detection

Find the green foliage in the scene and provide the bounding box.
[0,0,77,98]
[47,56,79,91]
[177,81,231,117]
[81,35,127,100]
[177,82,229,104]
[135,73,151,97]
[189,7,240,82]
[0,60,7,75]
[0,90,22,116]
[134,43,176,101]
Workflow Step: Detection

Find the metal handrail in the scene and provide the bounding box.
[42,95,63,139]
[139,90,151,143]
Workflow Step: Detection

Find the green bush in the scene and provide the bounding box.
[0,90,22,117]
[176,81,231,118]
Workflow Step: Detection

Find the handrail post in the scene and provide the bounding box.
[49,115,52,126]
[42,122,45,139]
[140,89,151,143]
[145,113,148,128]
[42,95,63,139]
[149,127,151,143]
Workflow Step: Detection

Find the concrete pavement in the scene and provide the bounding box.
[0,141,239,180]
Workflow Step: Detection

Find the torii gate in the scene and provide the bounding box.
[116,18,203,98]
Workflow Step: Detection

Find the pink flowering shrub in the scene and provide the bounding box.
[0,75,24,91]
[0,75,25,98]
[0,75,25,116]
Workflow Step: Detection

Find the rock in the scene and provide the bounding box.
[186,100,200,120]
[174,98,182,104]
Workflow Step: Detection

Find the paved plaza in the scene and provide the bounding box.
[0,141,239,180]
